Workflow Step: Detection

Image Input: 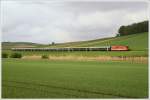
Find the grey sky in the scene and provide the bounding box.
[1,0,148,44]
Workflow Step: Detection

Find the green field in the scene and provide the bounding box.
[2,59,148,98]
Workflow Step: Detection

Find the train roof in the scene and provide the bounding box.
[11,46,111,50]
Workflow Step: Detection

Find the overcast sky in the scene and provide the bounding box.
[1,0,148,44]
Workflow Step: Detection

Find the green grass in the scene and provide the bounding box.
[2,59,148,98]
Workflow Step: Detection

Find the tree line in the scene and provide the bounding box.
[118,20,148,36]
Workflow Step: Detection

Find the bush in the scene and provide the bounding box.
[42,55,49,59]
[10,53,22,58]
[2,53,8,58]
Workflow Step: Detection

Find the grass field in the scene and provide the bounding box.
[2,59,148,98]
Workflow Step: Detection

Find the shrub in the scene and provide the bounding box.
[42,55,49,59]
[10,53,22,58]
[2,53,8,58]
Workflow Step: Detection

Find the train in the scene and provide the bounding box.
[11,46,129,51]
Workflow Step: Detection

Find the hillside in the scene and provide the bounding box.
[2,42,46,50]
[2,32,148,51]
[48,32,148,51]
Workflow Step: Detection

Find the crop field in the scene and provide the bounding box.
[2,59,148,98]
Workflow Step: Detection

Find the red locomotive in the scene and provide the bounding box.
[111,45,128,51]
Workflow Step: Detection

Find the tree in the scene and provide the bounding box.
[52,42,55,45]
[118,20,148,36]
[118,26,125,36]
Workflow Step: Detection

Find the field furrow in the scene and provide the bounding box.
[3,80,133,98]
